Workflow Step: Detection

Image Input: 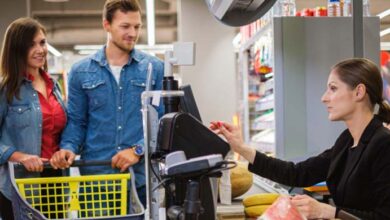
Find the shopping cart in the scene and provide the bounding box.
[8,160,144,220]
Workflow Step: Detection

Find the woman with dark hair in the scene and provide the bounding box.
[211,58,390,219]
[0,18,66,219]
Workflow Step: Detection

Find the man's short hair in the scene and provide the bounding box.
[103,0,141,23]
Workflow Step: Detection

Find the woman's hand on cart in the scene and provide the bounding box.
[9,151,49,172]
[50,149,76,169]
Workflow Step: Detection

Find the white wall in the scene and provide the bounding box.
[177,0,237,125]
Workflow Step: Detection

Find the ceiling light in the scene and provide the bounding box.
[44,0,69,2]
[47,43,62,57]
[135,44,173,53]
[78,50,97,55]
[74,45,103,50]
[380,28,390,37]
[378,9,390,19]
[73,44,173,54]
[146,0,156,46]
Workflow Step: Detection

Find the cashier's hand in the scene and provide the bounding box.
[210,121,245,153]
[9,152,49,172]
[50,149,76,169]
[291,194,336,219]
[112,148,140,172]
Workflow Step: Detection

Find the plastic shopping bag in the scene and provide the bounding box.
[258,195,306,220]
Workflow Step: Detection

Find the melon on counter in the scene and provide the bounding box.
[230,162,253,198]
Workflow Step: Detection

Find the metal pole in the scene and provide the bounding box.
[353,0,364,58]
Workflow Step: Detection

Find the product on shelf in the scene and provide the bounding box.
[342,0,370,17]
[252,110,275,131]
[239,10,273,45]
[297,7,327,17]
[273,0,296,17]
[328,0,341,17]
[327,0,369,17]
[315,7,328,17]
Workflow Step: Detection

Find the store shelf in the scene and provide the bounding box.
[241,22,272,52]
[255,96,274,112]
[263,77,274,92]
[250,141,275,153]
[252,111,274,130]
[251,120,274,130]
[239,16,380,162]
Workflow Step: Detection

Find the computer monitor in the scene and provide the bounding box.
[179,85,202,122]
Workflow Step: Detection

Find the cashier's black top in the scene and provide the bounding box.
[248,116,390,219]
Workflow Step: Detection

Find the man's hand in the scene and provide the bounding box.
[290,194,336,219]
[50,149,76,169]
[9,152,48,172]
[111,148,140,172]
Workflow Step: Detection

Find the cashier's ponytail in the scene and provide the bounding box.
[378,100,390,123]
[333,58,390,123]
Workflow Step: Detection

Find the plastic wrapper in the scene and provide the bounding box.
[258,195,306,220]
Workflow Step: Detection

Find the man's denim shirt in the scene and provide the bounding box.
[60,47,164,188]
[0,79,66,199]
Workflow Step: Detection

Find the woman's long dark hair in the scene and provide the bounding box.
[333,58,390,123]
[0,17,47,103]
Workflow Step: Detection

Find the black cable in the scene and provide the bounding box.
[149,153,162,182]
[152,178,170,192]
[149,152,174,198]
[202,160,237,177]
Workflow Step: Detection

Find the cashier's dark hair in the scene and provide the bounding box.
[332,58,390,123]
[103,0,141,23]
[0,17,47,103]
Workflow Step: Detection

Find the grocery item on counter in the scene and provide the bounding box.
[245,205,270,218]
[242,193,280,217]
[230,162,253,198]
[259,196,306,220]
[243,193,279,207]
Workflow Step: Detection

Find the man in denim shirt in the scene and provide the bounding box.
[50,0,164,206]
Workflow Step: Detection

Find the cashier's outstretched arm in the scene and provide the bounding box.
[210,122,256,164]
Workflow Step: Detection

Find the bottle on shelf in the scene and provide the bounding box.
[273,0,296,17]
[343,0,351,16]
[328,0,341,17]
[341,0,370,17]
[363,0,370,16]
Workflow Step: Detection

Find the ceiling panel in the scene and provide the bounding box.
[31,0,390,50]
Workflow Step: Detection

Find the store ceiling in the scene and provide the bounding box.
[30,0,390,51]
[31,0,177,50]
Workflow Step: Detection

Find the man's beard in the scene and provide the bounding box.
[112,39,135,53]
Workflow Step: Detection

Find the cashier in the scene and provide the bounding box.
[211,58,390,219]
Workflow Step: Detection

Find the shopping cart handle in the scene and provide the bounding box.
[71,160,112,167]
[13,160,113,169]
